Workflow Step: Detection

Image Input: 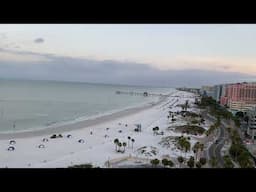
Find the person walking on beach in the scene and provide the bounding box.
[13,121,16,133]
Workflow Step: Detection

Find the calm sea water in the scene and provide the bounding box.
[0,79,174,133]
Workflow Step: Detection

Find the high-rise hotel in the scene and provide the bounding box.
[220,82,256,111]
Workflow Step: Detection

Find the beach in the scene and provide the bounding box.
[0,90,212,168]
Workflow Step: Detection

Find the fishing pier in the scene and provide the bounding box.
[115,91,168,97]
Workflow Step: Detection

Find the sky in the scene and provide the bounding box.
[0,24,256,87]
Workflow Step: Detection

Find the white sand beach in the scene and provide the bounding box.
[0,90,211,168]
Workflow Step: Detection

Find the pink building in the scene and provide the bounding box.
[220,82,256,111]
[220,96,228,106]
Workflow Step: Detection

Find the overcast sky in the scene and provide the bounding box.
[0,24,256,87]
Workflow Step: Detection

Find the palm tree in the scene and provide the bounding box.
[167,160,174,167]
[178,136,190,158]
[114,138,119,152]
[152,127,156,135]
[193,142,199,160]
[195,161,202,168]
[154,159,160,167]
[127,136,131,147]
[131,138,135,149]
[122,142,127,152]
[193,142,201,161]
[150,159,155,167]
[118,142,122,152]
[177,156,184,168]
[161,158,169,167]
[177,136,185,156]
[199,143,204,159]
[150,159,160,168]
[183,140,191,159]
[153,126,159,135]
[199,157,207,166]
[187,156,195,168]
[185,100,189,111]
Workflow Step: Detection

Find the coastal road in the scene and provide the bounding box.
[202,113,226,167]
[208,123,226,167]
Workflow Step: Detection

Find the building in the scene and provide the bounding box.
[247,107,256,140]
[213,85,220,102]
[213,84,224,102]
[200,86,215,98]
[220,82,256,112]
[177,87,200,94]
[229,100,256,112]
[221,84,228,97]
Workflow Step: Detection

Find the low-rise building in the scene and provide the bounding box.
[177,87,200,94]
[247,107,256,140]
[229,100,256,112]
[220,96,228,106]
[200,86,215,98]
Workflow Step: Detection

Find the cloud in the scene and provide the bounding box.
[0,49,255,87]
[34,38,44,44]
[0,48,51,62]
[221,65,231,70]
[168,56,256,74]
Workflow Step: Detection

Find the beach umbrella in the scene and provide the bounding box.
[78,139,85,143]
[38,144,45,149]
[67,134,72,138]
[7,146,15,151]
[9,140,16,145]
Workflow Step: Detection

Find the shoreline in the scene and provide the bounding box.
[0,93,172,140]
[0,90,204,168]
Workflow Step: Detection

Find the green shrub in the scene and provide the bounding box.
[223,155,234,168]
[69,164,93,168]
[191,119,199,124]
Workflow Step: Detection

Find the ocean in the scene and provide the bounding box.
[0,79,174,133]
